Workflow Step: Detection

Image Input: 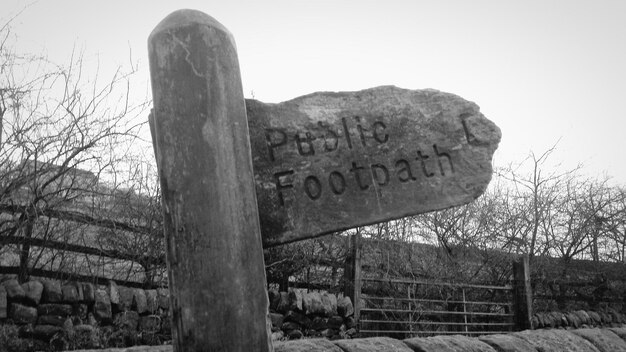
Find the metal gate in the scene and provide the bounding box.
[359,277,515,337]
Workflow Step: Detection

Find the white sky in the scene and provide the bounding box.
[5,0,626,185]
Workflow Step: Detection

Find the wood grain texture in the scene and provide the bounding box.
[148,9,272,352]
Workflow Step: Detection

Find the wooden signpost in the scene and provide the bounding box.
[149,9,500,352]
[148,10,272,352]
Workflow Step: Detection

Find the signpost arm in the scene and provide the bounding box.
[148,10,272,351]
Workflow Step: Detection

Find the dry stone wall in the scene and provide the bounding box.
[0,278,356,349]
[267,289,357,340]
[0,278,170,350]
[3,277,626,351]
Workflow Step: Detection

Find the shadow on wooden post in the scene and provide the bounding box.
[513,254,533,331]
[148,10,272,352]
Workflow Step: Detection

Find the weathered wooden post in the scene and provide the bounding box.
[513,254,533,330]
[148,10,272,351]
[343,232,362,325]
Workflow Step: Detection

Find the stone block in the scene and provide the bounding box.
[588,311,602,325]
[108,280,120,306]
[514,329,599,352]
[268,289,281,311]
[479,334,537,352]
[337,296,354,317]
[61,283,80,303]
[145,289,159,313]
[270,312,285,330]
[567,312,581,328]
[271,330,285,342]
[86,312,98,326]
[21,280,43,305]
[334,337,413,352]
[33,324,64,340]
[3,279,25,300]
[139,314,162,333]
[575,310,591,325]
[81,283,96,303]
[18,323,34,338]
[344,316,356,329]
[571,328,626,352]
[161,315,172,335]
[288,290,303,311]
[311,316,329,331]
[327,315,344,330]
[133,288,148,314]
[320,328,337,338]
[74,324,99,349]
[321,292,337,316]
[600,311,612,324]
[38,315,66,326]
[117,286,134,311]
[304,291,324,315]
[0,286,7,319]
[37,303,72,317]
[114,310,139,331]
[276,291,290,313]
[551,311,564,327]
[274,338,343,352]
[281,321,301,332]
[93,289,112,320]
[404,336,457,352]
[10,303,38,324]
[157,288,169,310]
[285,310,311,329]
[74,303,88,320]
[287,329,303,340]
[42,280,62,303]
[608,327,626,340]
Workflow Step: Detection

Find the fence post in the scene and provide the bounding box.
[148,10,272,351]
[513,254,533,330]
[343,232,362,324]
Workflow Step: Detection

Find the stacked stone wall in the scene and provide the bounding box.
[267,289,357,340]
[0,278,356,349]
[0,278,170,350]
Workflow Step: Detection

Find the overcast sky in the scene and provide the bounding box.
[5,0,626,185]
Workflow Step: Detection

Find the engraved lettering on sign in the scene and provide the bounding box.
[395,159,417,183]
[264,116,388,161]
[329,171,347,195]
[416,151,435,178]
[271,142,456,206]
[319,122,339,152]
[304,176,322,200]
[459,112,487,146]
[371,164,389,186]
[265,129,287,162]
[296,132,315,156]
[273,170,294,206]
[372,121,389,143]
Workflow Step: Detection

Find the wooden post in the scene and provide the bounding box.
[343,232,362,324]
[513,254,533,331]
[148,10,272,352]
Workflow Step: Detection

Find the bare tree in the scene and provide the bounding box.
[0,18,151,283]
[498,145,581,262]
